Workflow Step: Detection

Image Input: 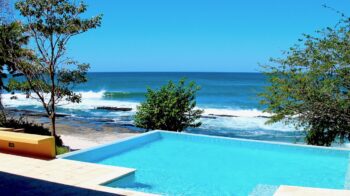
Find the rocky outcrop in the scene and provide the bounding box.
[208,114,238,118]
[6,109,70,117]
[201,115,217,119]
[96,106,132,112]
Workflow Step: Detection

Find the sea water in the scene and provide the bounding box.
[3,72,302,142]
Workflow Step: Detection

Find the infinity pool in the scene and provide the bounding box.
[62,131,350,195]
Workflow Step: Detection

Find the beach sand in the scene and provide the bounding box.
[57,123,139,150]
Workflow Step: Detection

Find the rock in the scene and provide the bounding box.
[201,115,217,119]
[95,118,115,123]
[257,115,271,118]
[26,112,69,117]
[6,108,70,117]
[96,106,132,112]
[209,114,238,118]
[118,123,135,127]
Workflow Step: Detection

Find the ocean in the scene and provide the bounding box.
[3,72,304,143]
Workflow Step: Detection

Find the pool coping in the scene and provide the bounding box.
[164,130,350,152]
[274,185,350,196]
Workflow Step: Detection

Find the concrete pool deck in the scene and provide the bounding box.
[1,153,350,195]
[274,185,350,196]
[0,153,155,195]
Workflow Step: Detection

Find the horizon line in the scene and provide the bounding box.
[87,71,262,73]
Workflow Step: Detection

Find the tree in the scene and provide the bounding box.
[10,0,102,137]
[260,15,350,146]
[0,21,31,121]
[0,0,18,115]
[135,79,203,132]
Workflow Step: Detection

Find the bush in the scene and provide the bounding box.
[0,117,63,146]
[135,79,203,132]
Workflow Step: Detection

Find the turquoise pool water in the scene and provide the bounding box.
[63,131,350,195]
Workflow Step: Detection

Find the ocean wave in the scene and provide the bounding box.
[77,90,105,99]
[202,108,270,118]
[2,91,139,111]
[3,91,270,118]
[103,91,145,99]
[199,116,297,132]
[71,90,145,99]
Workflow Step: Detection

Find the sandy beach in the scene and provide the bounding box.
[56,123,139,150]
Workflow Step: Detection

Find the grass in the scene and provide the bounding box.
[56,146,70,155]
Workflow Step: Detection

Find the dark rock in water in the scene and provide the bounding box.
[209,114,238,118]
[26,112,69,118]
[6,108,70,118]
[257,115,271,118]
[118,123,135,127]
[201,115,217,119]
[96,106,132,112]
[95,118,115,123]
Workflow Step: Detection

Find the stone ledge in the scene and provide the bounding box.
[274,185,350,196]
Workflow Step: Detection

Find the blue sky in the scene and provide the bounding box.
[52,1,350,72]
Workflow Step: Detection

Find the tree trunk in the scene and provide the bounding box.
[50,112,57,155]
[50,113,56,137]
[0,92,3,110]
[0,93,6,123]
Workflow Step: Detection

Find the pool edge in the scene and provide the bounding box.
[159,130,350,152]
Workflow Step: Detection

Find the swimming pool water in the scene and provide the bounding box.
[63,131,350,195]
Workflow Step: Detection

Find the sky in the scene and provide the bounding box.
[19,0,350,72]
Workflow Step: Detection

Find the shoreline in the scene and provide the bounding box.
[5,108,302,148]
[6,111,141,150]
[55,121,139,150]
[4,109,350,151]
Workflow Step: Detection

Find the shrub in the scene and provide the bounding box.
[135,79,203,132]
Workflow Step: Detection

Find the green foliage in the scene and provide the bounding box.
[10,0,102,136]
[0,21,32,116]
[135,79,203,132]
[260,16,350,146]
[56,146,69,155]
[0,22,29,91]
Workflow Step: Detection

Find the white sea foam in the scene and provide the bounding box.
[198,108,297,132]
[78,90,106,99]
[202,108,271,118]
[200,116,297,132]
[3,91,139,111]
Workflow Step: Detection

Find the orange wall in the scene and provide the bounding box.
[0,137,56,158]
